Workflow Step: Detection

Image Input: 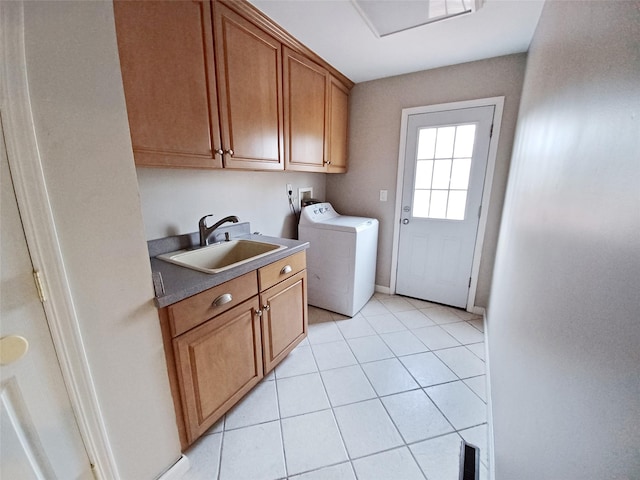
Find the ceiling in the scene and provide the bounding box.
[248,0,545,84]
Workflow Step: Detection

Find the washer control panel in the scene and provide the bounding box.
[299,202,340,224]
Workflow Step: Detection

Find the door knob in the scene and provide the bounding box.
[0,335,29,365]
[402,218,410,224]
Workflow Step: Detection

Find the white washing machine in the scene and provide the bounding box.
[298,202,379,317]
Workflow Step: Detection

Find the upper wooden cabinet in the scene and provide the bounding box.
[214,3,284,170]
[283,47,329,172]
[113,1,223,169]
[283,50,351,173]
[114,0,352,172]
[327,76,350,173]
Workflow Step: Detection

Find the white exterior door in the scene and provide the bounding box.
[396,105,494,308]
[1,124,93,479]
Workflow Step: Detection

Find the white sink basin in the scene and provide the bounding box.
[157,239,286,274]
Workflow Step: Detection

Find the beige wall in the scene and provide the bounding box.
[137,169,326,241]
[488,2,640,478]
[23,2,181,478]
[326,54,527,307]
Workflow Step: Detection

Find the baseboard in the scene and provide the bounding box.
[375,284,392,294]
[469,305,486,315]
[483,310,495,480]
[157,455,190,480]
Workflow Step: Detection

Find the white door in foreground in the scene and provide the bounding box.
[0,120,93,479]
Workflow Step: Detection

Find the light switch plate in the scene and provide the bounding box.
[380,190,388,202]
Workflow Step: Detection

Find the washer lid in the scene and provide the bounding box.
[309,216,378,232]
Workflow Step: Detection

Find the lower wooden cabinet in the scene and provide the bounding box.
[173,297,263,445]
[159,250,307,449]
[260,271,307,373]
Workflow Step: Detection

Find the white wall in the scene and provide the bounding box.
[23,2,181,478]
[488,2,640,479]
[327,54,527,306]
[137,168,326,240]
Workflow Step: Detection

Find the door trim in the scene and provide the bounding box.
[0,3,118,478]
[391,97,504,312]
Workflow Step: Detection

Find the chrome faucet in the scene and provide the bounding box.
[198,214,239,246]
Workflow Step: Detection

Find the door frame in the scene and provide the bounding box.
[390,97,504,313]
[1,3,118,478]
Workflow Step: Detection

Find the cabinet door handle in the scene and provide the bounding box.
[280,265,292,275]
[255,309,263,317]
[225,149,234,156]
[214,148,224,156]
[263,304,270,312]
[212,293,233,307]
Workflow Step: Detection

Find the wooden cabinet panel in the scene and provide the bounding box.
[168,271,258,337]
[327,76,350,173]
[113,1,222,169]
[258,251,306,291]
[283,47,329,172]
[159,249,308,449]
[260,271,308,373]
[214,3,284,170]
[174,297,262,444]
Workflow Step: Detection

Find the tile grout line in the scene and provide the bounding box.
[215,417,225,480]
[292,326,357,478]
[272,369,289,480]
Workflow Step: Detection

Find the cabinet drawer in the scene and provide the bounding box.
[168,271,258,337]
[258,251,306,291]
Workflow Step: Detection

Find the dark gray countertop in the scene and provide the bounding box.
[148,224,308,308]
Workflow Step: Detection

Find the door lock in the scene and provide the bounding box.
[402,218,410,225]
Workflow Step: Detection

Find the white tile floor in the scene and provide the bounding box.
[180,294,489,480]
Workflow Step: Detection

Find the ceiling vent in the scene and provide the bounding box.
[351,0,484,38]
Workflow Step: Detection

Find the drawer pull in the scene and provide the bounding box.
[280,265,292,275]
[212,293,233,307]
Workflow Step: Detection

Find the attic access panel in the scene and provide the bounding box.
[351,0,483,37]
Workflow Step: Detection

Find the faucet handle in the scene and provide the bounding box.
[198,214,213,227]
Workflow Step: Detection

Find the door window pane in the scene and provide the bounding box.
[450,158,471,190]
[415,160,434,189]
[413,190,431,217]
[429,190,448,219]
[453,124,476,158]
[434,126,455,158]
[417,128,436,159]
[447,191,467,220]
[411,122,477,220]
[431,159,452,189]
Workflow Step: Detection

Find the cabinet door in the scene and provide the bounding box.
[214,3,284,170]
[327,76,350,173]
[283,47,329,172]
[174,297,262,444]
[113,1,222,169]
[260,271,308,374]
